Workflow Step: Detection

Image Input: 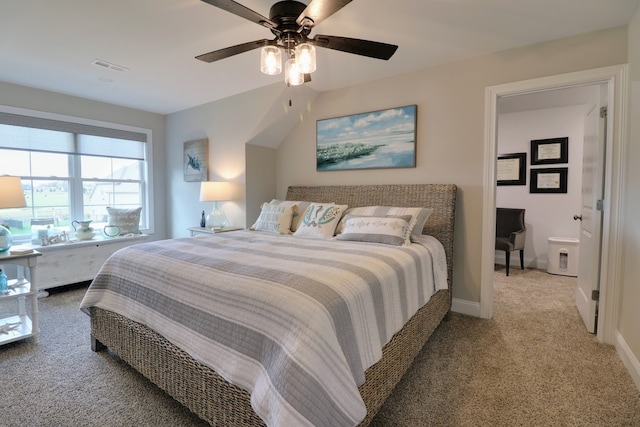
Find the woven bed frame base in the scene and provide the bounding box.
[90,289,449,426]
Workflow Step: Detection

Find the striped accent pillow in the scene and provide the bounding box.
[335,206,434,244]
[336,215,411,246]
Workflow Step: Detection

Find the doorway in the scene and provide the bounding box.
[480,65,628,344]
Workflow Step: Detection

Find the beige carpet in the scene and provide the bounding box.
[1,269,639,426]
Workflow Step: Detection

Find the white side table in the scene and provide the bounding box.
[0,250,42,346]
[188,227,243,237]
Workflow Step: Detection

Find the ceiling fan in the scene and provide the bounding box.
[196,0,398,85]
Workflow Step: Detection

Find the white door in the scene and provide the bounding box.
[575,93,606,333]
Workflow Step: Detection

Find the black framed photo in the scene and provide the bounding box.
[531,137,568,165]
[530,167,568,193]
[497,152,526,186]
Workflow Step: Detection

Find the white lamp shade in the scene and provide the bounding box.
[260,46,282,75]
[294,43,316,74]
[0,176,27,209]
[199,181,233,202]
[284,58,304,86]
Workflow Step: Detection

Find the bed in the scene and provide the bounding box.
[81,184,457,426]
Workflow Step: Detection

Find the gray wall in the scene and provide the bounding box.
[275,26,628,306]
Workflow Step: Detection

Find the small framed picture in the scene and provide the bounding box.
[530,167,568,193]
[531,137,568,165]
[497,152,526,186]
[183,139,208,182]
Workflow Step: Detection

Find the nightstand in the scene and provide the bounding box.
[187,227,243,237]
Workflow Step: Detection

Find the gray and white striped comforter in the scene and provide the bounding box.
[80,230,447,427]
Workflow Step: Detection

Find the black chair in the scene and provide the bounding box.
[495,208,526,276]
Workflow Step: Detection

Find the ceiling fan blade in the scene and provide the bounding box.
[296,0,353,27]
[201,0,276,29]
[304,73,312,83]
[196,39,272,63]
[311,35,398,60]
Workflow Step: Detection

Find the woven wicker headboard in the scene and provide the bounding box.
[286,184,457,289]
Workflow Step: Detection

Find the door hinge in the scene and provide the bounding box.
[596,199,604,211]
[592,290,600,301]
[600,106,608,118]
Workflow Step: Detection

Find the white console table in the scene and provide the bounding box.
[31,234,148,293]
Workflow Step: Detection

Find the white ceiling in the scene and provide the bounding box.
[1,0,638,115]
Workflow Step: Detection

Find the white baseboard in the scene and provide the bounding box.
[615,331,640,392]
[451,298,480,317]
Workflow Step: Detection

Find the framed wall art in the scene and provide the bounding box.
[316,105,417,171]
[183,138,208,182]
[531,137,568,165]
[497,152,526,186]
[530,167,568,193]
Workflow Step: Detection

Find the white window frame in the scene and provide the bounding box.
[0,105,155,239]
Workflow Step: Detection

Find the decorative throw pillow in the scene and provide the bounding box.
[250,203,296,234]
[335,206,433,244]
[269,199,311,232]
[336,215,411,246]
[293,203,347,240]
[107,207,142,235]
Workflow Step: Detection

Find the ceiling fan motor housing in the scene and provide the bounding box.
[269,1,310,42]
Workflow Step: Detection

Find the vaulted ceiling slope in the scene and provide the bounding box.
[1,0,638,115]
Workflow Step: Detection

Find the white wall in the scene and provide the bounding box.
[496,105,586,268]
[618,7,640,389]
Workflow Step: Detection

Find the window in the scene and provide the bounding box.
[0,107,153,244]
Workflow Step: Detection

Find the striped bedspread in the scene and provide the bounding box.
[80,230,448,427]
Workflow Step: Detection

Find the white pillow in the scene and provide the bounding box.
[336,215,411,246]
[250,203,296,234]
[293,203,348,240]
[335,206,433,244]
[269,199,311,232]
[107,207,142,235]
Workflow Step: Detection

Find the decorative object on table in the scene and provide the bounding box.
[106,207,142,235]
[41,231,69,246]
[183,139,208,182]
[72,220,96,241]
[529,167,568,194]
[0,268,8,294]
[0,175,27,253]
[199,181,233,230]
[200,210,206,228]
[497,152,527,186]
[316,105,417,171]
[531,137,569,165]
[103,225,121,238]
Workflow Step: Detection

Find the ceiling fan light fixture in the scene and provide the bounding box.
[260,46,282,75]
[284,58,304,86]
[294,43,316,74]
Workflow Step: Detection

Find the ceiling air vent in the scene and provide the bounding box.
[91,59,129,73]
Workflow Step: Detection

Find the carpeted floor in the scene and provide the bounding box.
[1,268,639,426]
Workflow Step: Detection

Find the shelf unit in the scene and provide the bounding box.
[0,251,42,346]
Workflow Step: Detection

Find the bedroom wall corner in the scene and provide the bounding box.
[245,144,277,226]
[618,6,640,392]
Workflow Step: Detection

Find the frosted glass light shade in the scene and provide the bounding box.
[260,46,282,75]
[294,43,316,74]
[199,181,233,202]
[284,58,304,86]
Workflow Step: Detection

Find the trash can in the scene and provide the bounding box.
[547,237,579,276]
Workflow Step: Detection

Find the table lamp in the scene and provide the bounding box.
[0,176,27,252]
[199,181,233,230]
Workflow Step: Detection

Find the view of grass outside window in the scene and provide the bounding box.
[0,112,150,244]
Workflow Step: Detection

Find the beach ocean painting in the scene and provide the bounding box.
[316,105,417,171]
